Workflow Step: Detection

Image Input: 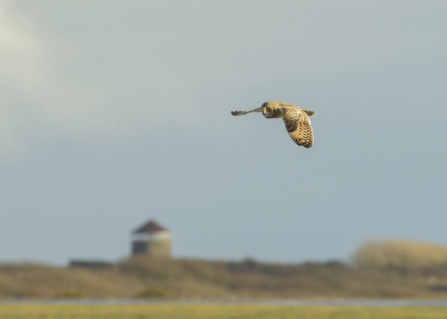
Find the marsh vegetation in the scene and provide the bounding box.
[1,240,447,299]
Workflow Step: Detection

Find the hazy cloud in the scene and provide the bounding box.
[0,1,44,157]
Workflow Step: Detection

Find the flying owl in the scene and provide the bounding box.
[231,101,315,148]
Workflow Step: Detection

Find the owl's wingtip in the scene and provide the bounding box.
[304,110,315,117]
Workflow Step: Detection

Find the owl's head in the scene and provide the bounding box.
[261,101,277,118]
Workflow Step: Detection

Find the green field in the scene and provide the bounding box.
[0,304,447,319]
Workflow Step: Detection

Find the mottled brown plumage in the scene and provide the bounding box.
[231,101,315,148]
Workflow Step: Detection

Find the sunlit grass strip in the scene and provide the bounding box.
[1,304,447,319]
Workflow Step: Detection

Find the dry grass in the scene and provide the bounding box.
[1,304,447,319]
[0,262,145,298]
[353,240,447,269]
[1,252,447,299]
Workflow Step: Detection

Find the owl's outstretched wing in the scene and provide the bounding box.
[281,107,314,148]
[231,107,262,116]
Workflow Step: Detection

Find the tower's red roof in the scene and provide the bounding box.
[133,220,168,234]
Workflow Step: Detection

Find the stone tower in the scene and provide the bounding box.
[131,220,172,258]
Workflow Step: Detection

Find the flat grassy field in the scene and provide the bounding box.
[1,304,447,319]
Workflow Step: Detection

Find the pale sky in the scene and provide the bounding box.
[1,0,446,265]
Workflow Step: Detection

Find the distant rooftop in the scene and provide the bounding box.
[133,220,169,234]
